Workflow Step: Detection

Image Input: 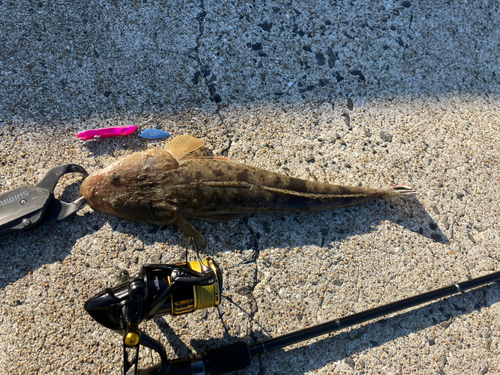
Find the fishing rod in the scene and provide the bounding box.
[85,240,500,375]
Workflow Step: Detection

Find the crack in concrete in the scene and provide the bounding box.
[223,267,265,374]
[216,110,233,156]
[192,3,223,108]
[241,217,260,265]
[193,1,207,64]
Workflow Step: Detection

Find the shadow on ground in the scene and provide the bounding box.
[0,193,445,289]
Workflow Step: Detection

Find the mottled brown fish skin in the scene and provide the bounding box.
[80,148,181,225]
[80,148,409,226]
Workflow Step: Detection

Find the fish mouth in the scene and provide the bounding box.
[79,175,92,201]
[80,175,91,199]
[80,171,111,212]
[80,172,101,201]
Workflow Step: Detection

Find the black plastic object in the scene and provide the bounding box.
[0,164,88,234]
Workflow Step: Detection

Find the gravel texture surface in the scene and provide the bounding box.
[1,1,500,374]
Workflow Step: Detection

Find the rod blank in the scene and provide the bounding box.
[249,270,500,357]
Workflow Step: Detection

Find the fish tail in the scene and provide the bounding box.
[383,184,416,195]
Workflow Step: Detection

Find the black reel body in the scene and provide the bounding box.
[85,258,222,333]
[85,252,224,375]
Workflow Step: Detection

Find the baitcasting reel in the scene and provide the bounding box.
[84,238,224,374]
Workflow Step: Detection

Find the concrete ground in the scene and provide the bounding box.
[1,1,500,374]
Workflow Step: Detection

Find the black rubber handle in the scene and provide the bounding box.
[164,341,252,375]
[205,342,251,375]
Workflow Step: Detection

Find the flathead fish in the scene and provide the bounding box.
[80,135,415,247]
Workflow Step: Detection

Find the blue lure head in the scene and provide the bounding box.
[138,128,171,139]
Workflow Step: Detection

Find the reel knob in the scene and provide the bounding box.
[124,331,140,347]
[128,279,147,301]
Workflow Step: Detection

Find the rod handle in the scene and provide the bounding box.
[168,341,251,375]
[205,341,251,374]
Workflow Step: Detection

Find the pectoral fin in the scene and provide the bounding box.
[173,215,206,248]
[165,135,206,162]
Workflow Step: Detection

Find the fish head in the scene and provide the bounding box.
[80,149,179,218]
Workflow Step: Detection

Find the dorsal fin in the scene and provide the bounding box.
[164,135,205,161]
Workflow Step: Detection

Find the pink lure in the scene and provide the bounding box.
[76,125,138,141]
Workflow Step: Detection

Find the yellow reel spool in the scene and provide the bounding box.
[189,258,221,311]
[169,257,222,316]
